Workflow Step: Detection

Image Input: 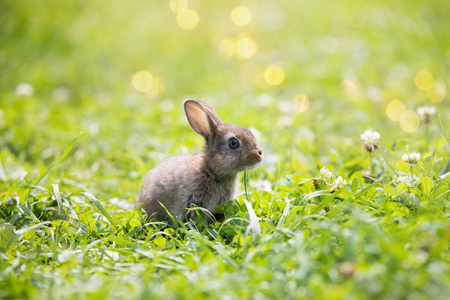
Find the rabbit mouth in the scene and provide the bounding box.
[245,161,262,170]
[246,155,263,168]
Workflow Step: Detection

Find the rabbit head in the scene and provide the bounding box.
[184,99,263,176]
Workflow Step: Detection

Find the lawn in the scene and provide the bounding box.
[1,0,450,299]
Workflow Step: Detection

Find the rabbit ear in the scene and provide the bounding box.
[184,99,223,139]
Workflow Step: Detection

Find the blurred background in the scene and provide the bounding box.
[1,0,449,198]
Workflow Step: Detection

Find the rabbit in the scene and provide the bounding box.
[135,99,263,225]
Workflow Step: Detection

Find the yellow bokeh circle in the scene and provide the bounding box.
[147,77,164,98]
[427,82,445,102]
[342,79,358,94]
[217,39,234,57]
[176,9,199,30]
[399,110,420,133]
[169,0,188,13]
[292,94,310,112]
[386,99,406,121]
[414,70,434,91]
[231,7,252,26]
[235,37,257,58]
[264,66,285,86]
[132,71,153,92]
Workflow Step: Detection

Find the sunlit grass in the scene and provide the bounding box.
[1,0,450,298]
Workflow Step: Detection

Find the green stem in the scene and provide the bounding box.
[369,151,374,176]
[244,171,250,201]
[410,165,414,179]
[439,159,450,176]
[425,124,430,151]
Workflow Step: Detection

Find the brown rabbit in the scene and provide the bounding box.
[135,99,263,225]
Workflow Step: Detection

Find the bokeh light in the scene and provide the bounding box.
[292,94,310,112]
[386,99,406,121]
[15,83,34,97]
[427,82,445,102]
[414,70,433,91]
[231,7,252,26]
[342,79,358,95]
[147,77,164,98]
[176,9,199,30]
[264,66,285,86]
[235,37,257,58]
[217,39,234,57]
[399,110,420,133]
[132,71,153,92]
[169,0,188,13]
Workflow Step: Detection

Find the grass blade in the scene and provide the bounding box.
[438,115,450,175]
[33,132,82,185]
[82,192,118,226]
[243,199,261,238]
[52,184,67,220]
[379,149,399,177]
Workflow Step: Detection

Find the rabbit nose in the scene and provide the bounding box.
[256,146,263,156]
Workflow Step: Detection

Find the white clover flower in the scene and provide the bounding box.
[417,106,436,117]
[316,167,346,190]
[333,176,347,189]
[397,175,412,184]
[160,99,175,112]
[417,106,436,124]
[319,166,328,175]
[360,129,380,152]
[251,179,272,192]
[320,167,333,181]
[52,86,70,102]
[256,94,274,108]
[277,100,294,115]
[361,129,381,144]
[16,83,34,97]
[276,115,293,128]
[402,153,420,164]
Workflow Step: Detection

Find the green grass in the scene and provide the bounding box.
[1,0,450,299]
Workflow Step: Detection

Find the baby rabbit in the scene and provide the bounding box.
[135,99,263,225]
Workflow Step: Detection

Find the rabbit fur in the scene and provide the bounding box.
[135,99,263,224]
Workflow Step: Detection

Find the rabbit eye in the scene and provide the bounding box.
[228,138,240,149]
